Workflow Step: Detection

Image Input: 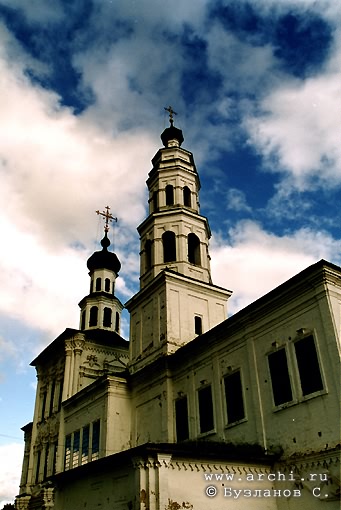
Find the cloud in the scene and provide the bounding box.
[0,443,23,506]
[226,188,252,213]
[244,71,341,190]
[210,220,341,314]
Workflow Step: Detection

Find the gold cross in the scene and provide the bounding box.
[96,206,117,234]
[164,105,177,126]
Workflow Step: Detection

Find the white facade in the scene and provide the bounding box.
[16,124,340,510]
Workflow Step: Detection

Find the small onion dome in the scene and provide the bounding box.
[87,234,121,274]
[161,125,184,147]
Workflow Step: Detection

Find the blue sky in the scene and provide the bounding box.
[0,0,340,505]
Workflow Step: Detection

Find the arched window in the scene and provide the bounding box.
[145,239,152,271]
[81,311,86,330]
[90,279,93,293]
[153,191,158,212]
[183,186,191,207]
[103,307,112,327]
[89,306,98,327]
[188,233,201,265]
[105,278,110,292]
[115,312,120,332]
[162,231,176,263]
[165,185,174,206]
[95,277,101,291]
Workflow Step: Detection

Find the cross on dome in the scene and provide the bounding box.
[164,105,177,126]
[96,206,117,234]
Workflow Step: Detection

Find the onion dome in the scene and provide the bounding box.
[161,125,184,147]
[87,233,121,274]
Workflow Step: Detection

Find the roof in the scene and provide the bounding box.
[30,327,129,366]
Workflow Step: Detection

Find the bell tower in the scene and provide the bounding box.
[126,110,232,372]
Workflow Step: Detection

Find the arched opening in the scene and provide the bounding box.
[188,233,201,265]
[89,306,98,327]
[162,231,176,263]
[165,184,174,206]
[115,311,120,332]
[183,186,191,207]
[103,307,112,327]
[90,279,93,293]
[145,239,152,271]
[95,277,101,291]
[105,278,110,292]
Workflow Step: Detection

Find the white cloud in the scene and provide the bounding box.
[244,72,341,190]
[211,220,341,314]
[0,443,23,506]
[226,188,251,212]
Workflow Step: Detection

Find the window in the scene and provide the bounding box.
[103,307,112,327]
[92,420,100,461]
[152,191,158,212]
[64,435,71,470]
[183,186,191,207]
[72,430,80,468]
[43,447,49,480]
[57,380,63,411]
[81,310,86,330]
[194,316,202,335]
[64,421,100,471]
[295,335,323,396]
[49,380,55,416]
[105,278,110,292]
[145,240,152,271]
[90,279,93,293]
[35,450,41,483]
[40,390,47,421]
[175,396,189,441]
[95,277,101,291]
[89,306,98,327]
[224,371,245,424]
[82,425,90,465]
[268,349,293,406]
[165,184,174,205]
[198,385,214,434]
[115,311,120,332]
[162,231,176,263]
[188,233,201,265]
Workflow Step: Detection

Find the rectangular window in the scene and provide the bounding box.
[35,450,41,484]
[194,316,203,335]
[224,371,245,424]
[40,390,47,421]
[268,349,293,406]
[295,335,323,396]
[198,385,214,434]
[81,425,90,465]
[72,430,80,468]
[91,420,100,461]
[175,396,189,441]
[64,434,71,471]
[49,381,55,416]
[52,442,58,475]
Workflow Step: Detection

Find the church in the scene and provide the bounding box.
[15,116,340,509]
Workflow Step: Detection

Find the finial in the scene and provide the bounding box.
[164,105,177,127]
[96,206,117,235]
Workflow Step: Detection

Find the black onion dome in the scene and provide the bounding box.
[87,234,121,274]
[161,125,184,147]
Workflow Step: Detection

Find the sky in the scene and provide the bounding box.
[0,0,340,505]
